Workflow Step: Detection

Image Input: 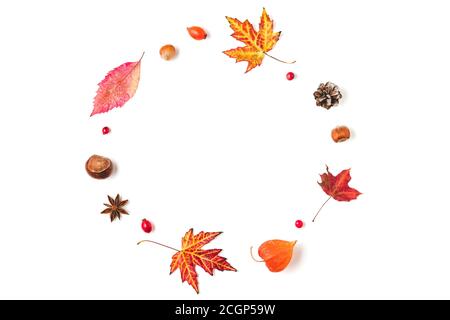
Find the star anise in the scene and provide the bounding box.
[101,194,129,222]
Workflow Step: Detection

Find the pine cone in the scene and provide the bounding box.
[314,82,342,109]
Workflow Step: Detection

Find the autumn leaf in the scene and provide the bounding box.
[313,166,362,222]
[138,229,236,294]
[251,240,297,272]
[223,8,295,73]
[91,53,144,116]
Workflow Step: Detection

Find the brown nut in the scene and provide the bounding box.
[159,44,177,61]
[85,155,113,179]
[331,126,351,143]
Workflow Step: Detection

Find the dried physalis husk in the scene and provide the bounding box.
[251,240,297,272]
[85,154,113,179]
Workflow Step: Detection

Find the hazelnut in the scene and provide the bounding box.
[331,126,351,143]
[159,44,177,61]
[85,155,113,179]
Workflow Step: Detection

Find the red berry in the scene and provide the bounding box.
[187,26,207,40]
[102,127,110,135]
[141,219,152,233]
[286,72,295,81]
[295,219,304,228]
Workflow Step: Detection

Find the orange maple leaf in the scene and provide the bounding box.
[170,229,237,293]
[91,53,144,116]
[138,229,236,294]
[223,8,294,73]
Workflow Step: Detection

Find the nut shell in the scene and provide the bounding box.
[85,155,113,179]
[159,44,177,61]
[331,126,351,143]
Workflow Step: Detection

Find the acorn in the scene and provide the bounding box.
[331,126,351,143]
[85,155,113,179]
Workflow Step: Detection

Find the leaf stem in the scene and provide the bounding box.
[264,52,296,64]
[137,240,179,252]
[312,196,332,222]
[139,51,145,62]
[250,246,264,263]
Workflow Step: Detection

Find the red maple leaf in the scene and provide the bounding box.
[313,166,362,222]
[138,229,236,294]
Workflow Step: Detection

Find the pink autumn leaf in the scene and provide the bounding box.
[91,53,144,116]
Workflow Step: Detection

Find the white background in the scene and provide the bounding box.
[1,0,449,299]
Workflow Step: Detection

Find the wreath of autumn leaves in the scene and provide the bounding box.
[88,8,361,294]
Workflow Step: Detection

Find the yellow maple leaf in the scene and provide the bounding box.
[224,8,294,73]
